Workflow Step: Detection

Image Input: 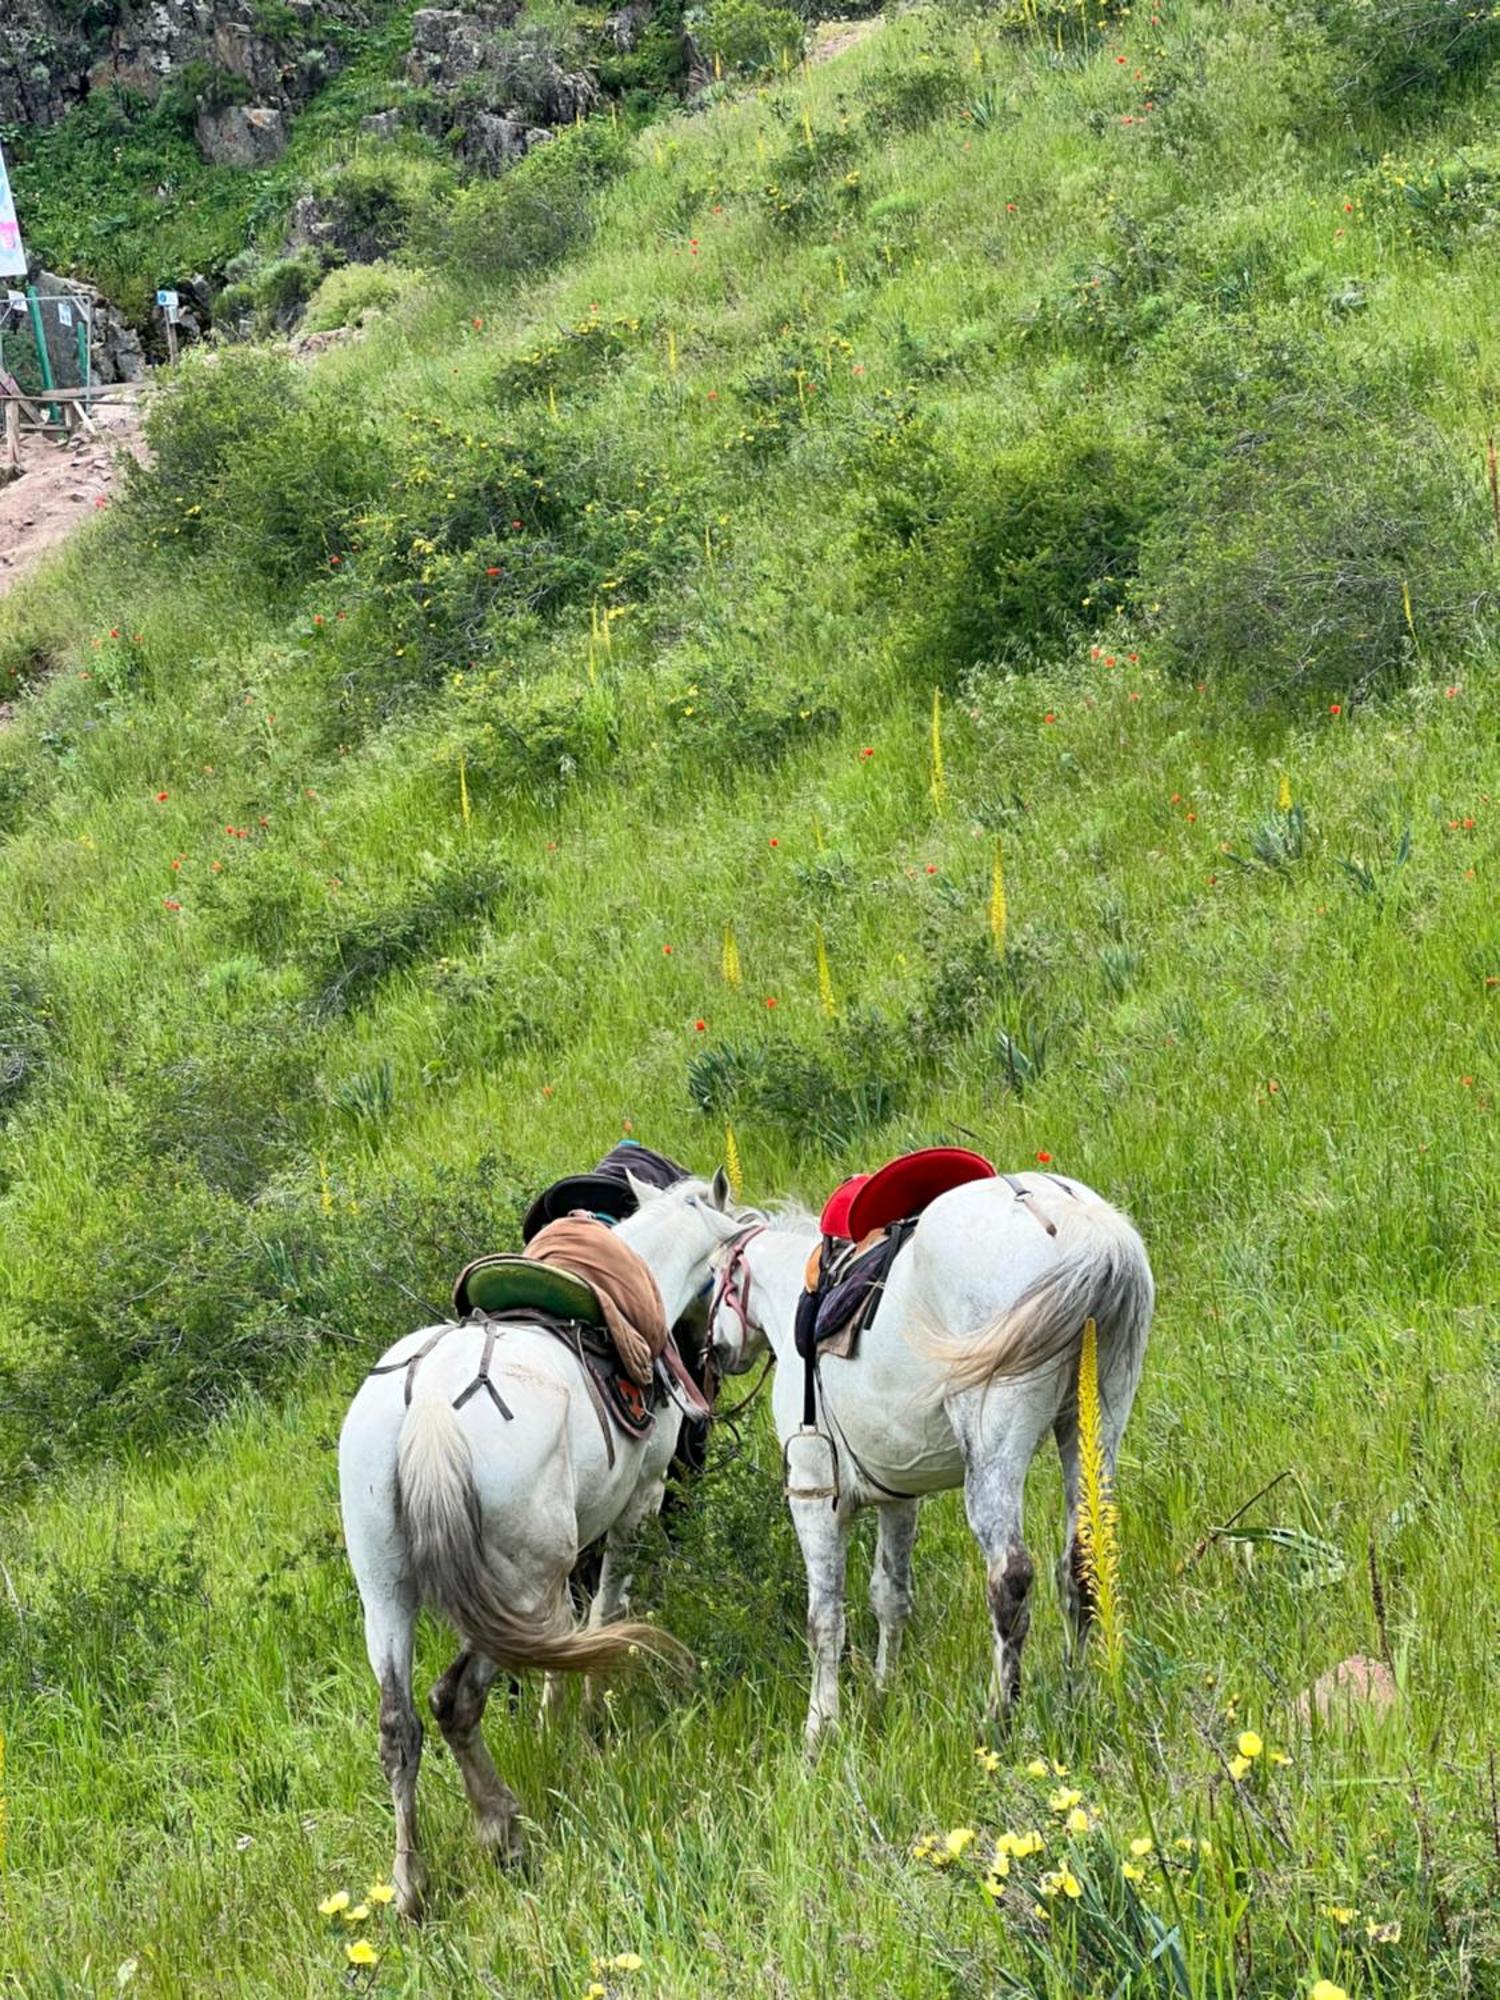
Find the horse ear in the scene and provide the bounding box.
[625,1169,662,1207]
[709,1165,732,1211]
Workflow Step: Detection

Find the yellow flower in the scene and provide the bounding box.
[1064,1807,1090,1835]
[1270,1749,1293,1766]
[1366,1918,1401,1944]
[584,1986,607,2000]
[1026,1758,1050,1779]
[1321,1905,1356,1926]
[1048,1788,1083,1814]
[943,1827,978,1858]
[974,1746,1001,1774]
[366,1881,395,1905]
[1310,1983,1347,2000]
[1128,1837,1153,1858]
[983,1869,1007,1900]
[1040,1865,1082,1900]
[341,1904,371,1924]
[608,1954,644,1973]
[1010,1829,1045,1858]
[989,1850,1011,1879]
[345,1941,379,1968]
[1122,1861,1145,1882]
[1227,1754,1251,1782]
[318,1890,350,1917]
[1237,1730,1263,1760]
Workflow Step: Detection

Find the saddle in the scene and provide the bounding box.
[449,1253,709,1459]
[795,1223,914,1363]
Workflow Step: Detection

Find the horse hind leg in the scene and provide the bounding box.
[791,1494,853,1757]
[870,1500,919,1692]
[430,1650,525,1868]
[958,1418,1050,1719]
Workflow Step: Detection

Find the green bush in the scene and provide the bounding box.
[306,150,453,262]
[907,420,1169,678]
[1313,0,1500,111]
[1142,410,1496,704]
[695,0,804,77]
[428,124,630,281]
[859,55,965,132]
[302,259,421,332]
[121,348,389,583]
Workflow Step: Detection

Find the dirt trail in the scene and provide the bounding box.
[810,17,883,64]
[0,393,147,604]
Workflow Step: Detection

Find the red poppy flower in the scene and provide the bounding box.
[170,858,182,871]
[1329,702,1342,715]
[485,566,501,577]
[163,898,181,912]
[1043,712,1056,724]
[1462,1075,1474,1087]
[1267,1079,1280,1094]
[109,628,119,639]
[860,747,874,759]
[769,837,779,847]
[329,555,342,567]
[313,615,324,628]
[155,790,169,803]
[662,944,673,955]
[765,996,779,1009]
[695,1018,707,1032]
[472,316,484,330]
[925,863,937,874]
[1445,686,1459,698]
[1035,1150,1052,1164]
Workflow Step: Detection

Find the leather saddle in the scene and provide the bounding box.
[450,1254,708,1452]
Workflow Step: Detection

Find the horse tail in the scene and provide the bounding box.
[921,1199,1154,1393]
[395,1395,682,1674]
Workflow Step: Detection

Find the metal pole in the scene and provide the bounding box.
[24,285,57,423]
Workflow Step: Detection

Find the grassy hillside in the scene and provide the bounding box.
[2,2,1499,1992]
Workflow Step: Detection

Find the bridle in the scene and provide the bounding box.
[706,1224,770,1412]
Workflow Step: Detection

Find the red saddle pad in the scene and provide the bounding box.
[845,1146,996,1240]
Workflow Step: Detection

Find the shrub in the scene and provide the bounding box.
[1142,410,1496,705]
[907,419,1169,679]
[695,0,804,77]
[306,856,513,1017]
[687,1015,908,1152]
[302,259,421,333]
[429,124,629,282]
[663,653,839,774]
[1312,0,1500,111]
[306,150,453,263]
[860,55,965,132]
[121,348,389,584]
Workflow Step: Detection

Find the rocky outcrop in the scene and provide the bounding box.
[195,103,287,165]
[28,270,148,385]
[406,8,599,129]
[1,0,374,131]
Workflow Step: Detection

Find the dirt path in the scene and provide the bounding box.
[810,17,883,64]
[0,393,147,603]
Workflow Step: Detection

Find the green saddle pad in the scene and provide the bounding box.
[452,1253,605,1325]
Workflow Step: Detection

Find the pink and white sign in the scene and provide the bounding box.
[0,140,28,280]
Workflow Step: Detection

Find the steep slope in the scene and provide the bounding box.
[0,4,1498,1991]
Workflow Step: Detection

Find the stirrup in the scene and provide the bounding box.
[783,1424,838,1502]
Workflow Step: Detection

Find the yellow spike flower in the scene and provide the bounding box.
[721,922,742,988]
[816,923,837,1018]
[989,842,1007,958]
[724,1123,744,1203]
[1076,1317,1125,1674]
[1277,770,1292,812]
[930,686,946,814]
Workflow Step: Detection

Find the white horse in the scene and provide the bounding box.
[339,1170,743,1914]
[706,1172,1153,1751]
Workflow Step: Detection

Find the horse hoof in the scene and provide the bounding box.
[480,1816,527,1871]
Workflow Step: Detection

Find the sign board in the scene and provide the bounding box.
[156,289,179,310]
[0,139,27,280]
[56,298,73,328]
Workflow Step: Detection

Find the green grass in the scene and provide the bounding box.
[2,3,1499,1992]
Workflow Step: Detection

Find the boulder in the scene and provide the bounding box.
[458,111,550,173]
[361,109,403,141]
[28,270,146,387]
[195,104,287,167]
[407,8,597,130]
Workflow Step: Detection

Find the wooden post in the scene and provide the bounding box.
[3,399,20,470]
[164,311,179,366]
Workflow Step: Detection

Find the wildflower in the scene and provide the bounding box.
[943,1827,978,1858]
[1007,1830,1045,1859]
[695,1019,707,1032]
[608,1953,644,1972]
[1043,711,1056,724]
[1366,1918,1401,1944]
[859,746,874,759]
[662,944,673,956]
[155,790,169,803]
[1026,1758,1051,1779]
[974,1746,1001,1773]
[1036,1150,1052,1165]
[367,1882,395,1905]
[342,1904,371,1924]
[1270,1750,1292,1766]
[319,1890,351,1916]
[1309,1983,1346,2000]
[1237,1730,1263,1760]
[765,996,778,1010]
[1227,1755,1251,1781]
[1128,1837,1153,1858]
[769,836,779,847]
[1445,685,1458,699]
[1122,1861,1145,1881]
[346,1941,379,1968]
[163,898,181,912]
[1048,1788,1083,1815]
[1064,1807,1090,1835]
[584,1985,607,2000]
[983,1867,1008,1898]
[925,863,937,874]
[1040,1865,1082,1900]
[1329,702,1342,715]
[1322,1905,1356,1926]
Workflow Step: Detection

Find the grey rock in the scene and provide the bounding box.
[195,103,287,167]
[361,109,403,140]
